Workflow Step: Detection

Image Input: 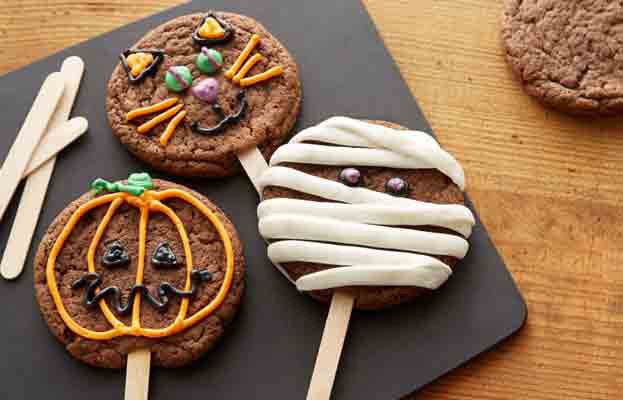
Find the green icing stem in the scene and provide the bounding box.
[91,173,154,196]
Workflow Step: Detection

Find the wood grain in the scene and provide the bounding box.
[1,0,622,398]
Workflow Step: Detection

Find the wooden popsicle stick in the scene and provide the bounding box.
[125,349,151,400]
[236,146,356,399]
[0,72,65,223]
[0,57,84,280]
[306,290,354,400]
[237,146,268,192]
[22,117,88,178]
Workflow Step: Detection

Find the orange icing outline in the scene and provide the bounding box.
[46,188,235,340]
[240,66,284,87]
[225,34,261,79]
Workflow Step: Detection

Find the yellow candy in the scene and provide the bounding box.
[126,53,154,77]
[198,17,225,39]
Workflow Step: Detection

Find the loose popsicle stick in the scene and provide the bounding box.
[22,117,88,178]
[0,117,87,280]
[0,57,85,280]
[236,146,357,400]
[125,349,151,400]
[0,72,65,223]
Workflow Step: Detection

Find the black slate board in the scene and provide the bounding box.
[0,1,526,398]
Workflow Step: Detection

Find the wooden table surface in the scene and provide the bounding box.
[1,0,621,398]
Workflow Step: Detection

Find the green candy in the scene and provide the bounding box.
[196,48,223,75]
[91,173,154,196]
[165,66,193,92]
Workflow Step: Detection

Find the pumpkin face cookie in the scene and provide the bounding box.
[34,174,245,368]
[107,12,301,177]
[257,117,475,310]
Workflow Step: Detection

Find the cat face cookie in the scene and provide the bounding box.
[34,174,245,368]
[107,12,301,177]
[257,117,475,310]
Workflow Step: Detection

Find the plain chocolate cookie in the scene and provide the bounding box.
[107,12,301,177]
[35,178,245,368]
[262,121,466,310]
[503,0,623,115]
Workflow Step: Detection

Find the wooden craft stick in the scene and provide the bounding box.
[0,71,64,223]
[237,146,268,193]
[0,56,84,280]
[306,290,354,400]
[236,146,356,400]
[125,349,151,400]
[21,117,88,178]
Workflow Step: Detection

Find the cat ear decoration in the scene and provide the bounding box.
[120,49,165,84]
[192,12,234,46]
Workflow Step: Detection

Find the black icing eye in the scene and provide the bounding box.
[385,177,409,196]
[152,243,178,268]
[102,240,130,268]
[339,168,362,187]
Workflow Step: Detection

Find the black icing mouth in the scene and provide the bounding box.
[71,270,212,315]
[120,49,165,84]
[191,90,247,135]
[192,12,235,46]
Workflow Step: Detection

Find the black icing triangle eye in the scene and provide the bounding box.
[102,241,130,268]
[120,49,165,84]
[152,243,178,268]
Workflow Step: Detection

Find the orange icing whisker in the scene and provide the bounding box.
[225,34,261,79]
[137,104,184,134]
[126,98,178,121]
[233,53,263,83]
[240,66,284,87]
[159,110,187,145]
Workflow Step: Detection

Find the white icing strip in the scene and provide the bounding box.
[258,166,437,207]
[270,143,449,171]
[258,198,474,237]
[283,116,465,189]
[269,241,451,290]
[259,214,469,258]
[269,240,451,282]
[296,265,450,291]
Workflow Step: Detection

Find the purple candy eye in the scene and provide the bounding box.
[385,177,409,196]
[339,168,362,187]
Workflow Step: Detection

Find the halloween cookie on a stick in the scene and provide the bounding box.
[255,117,476,399]
[107,11,301,178]
[34,173,244,397]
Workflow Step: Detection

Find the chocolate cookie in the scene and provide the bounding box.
[107,12,301,177]
[257,117,475,310]
[34,174,245,368]
[503,0,623,115]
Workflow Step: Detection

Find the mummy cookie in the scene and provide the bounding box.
[257,117,475,309]
[107,12,301,177]
[34,173,245,368]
